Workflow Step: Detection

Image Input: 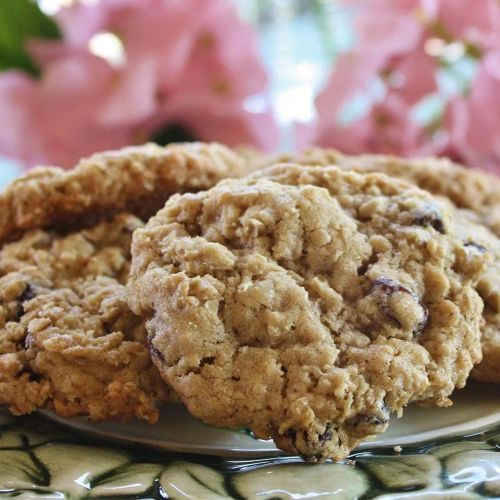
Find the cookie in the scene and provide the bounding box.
[0,141,245,421]
[0,142,245,244]
[269,149,500,383]
[0,213,172,422]
[452,210,500,383]
[271,148,500,235]
[129,165,487,461]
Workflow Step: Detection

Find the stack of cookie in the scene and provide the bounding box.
[0,143,498,463]
[0,143,246,422]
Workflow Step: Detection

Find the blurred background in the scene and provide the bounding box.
[1,0,499,185]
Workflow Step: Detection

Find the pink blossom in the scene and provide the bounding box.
[54,0,272,139]
[317,0,432,118]
[429,0,500,48]
[447,49,500,175]
[173,105,278,153]
[0,0,276,169]
[308,0,438,155]
[96,58,158,127]
[305,0,500,176]
[314,53,383,123]
[55,0,109,47]
[0,51,134,168]
[312,93,437,156]
[353,0,424,58]
[390,46,436,105]
[0,72,44,166]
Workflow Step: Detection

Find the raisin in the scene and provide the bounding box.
[14,284,37,321]
[28,372,42,382]
[347,404,389,427]
[199,356,216,368]
[349,414,388,426]
[318,423,333,443]
[370,277,429,337]
[411,204,445,233]
[19,284,36,303]
[464,241,488,253]
[147,336,166,361]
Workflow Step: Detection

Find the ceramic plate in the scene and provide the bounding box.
[0,380,494,499]
[42,380,500,458]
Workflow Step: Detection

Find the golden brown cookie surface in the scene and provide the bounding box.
[273,148,500,233]
[0,214,172,422]
[268,150,500,384]
[0,142,245,243]
[452,210,500,383]
[130,166,487,461]
[0,142,246,421]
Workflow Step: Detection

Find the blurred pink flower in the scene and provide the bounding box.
[0,0,277,169]
[316,0,433,119]
[0,50,134,168]
[313,92,438,156]
[304,0,500,175]
[447,49,500,175]
[0,72,43,166]
[429,0,500,48]
[172,105,278,153]
[308,0,437,155]
[391,46,437,104]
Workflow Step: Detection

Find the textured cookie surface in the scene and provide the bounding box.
[272,148,500,235]
[0,214,172,422]
[453,210,500,383]
[0,142,245,243]
[130,166,487,461]
[270,149,500,383]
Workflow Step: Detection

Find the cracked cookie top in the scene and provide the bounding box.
[0,142,245,243]
[129,165,488,462]
[266,150,500,384]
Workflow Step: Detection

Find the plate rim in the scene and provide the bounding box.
[40,403,500,458]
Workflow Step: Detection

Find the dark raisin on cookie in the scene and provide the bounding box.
[411,204,446,233]
[464,241,488,253]
[14,284,37,321]
[347,403,390,428]
[148,337,166,362]
[370,277,416,299]
[370,278,429,337]
[19,284,36,303]
[318,423,333,444]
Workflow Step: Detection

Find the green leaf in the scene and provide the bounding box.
[0,0,61,76]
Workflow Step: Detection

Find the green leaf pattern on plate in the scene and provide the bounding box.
[0,410,498,499]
